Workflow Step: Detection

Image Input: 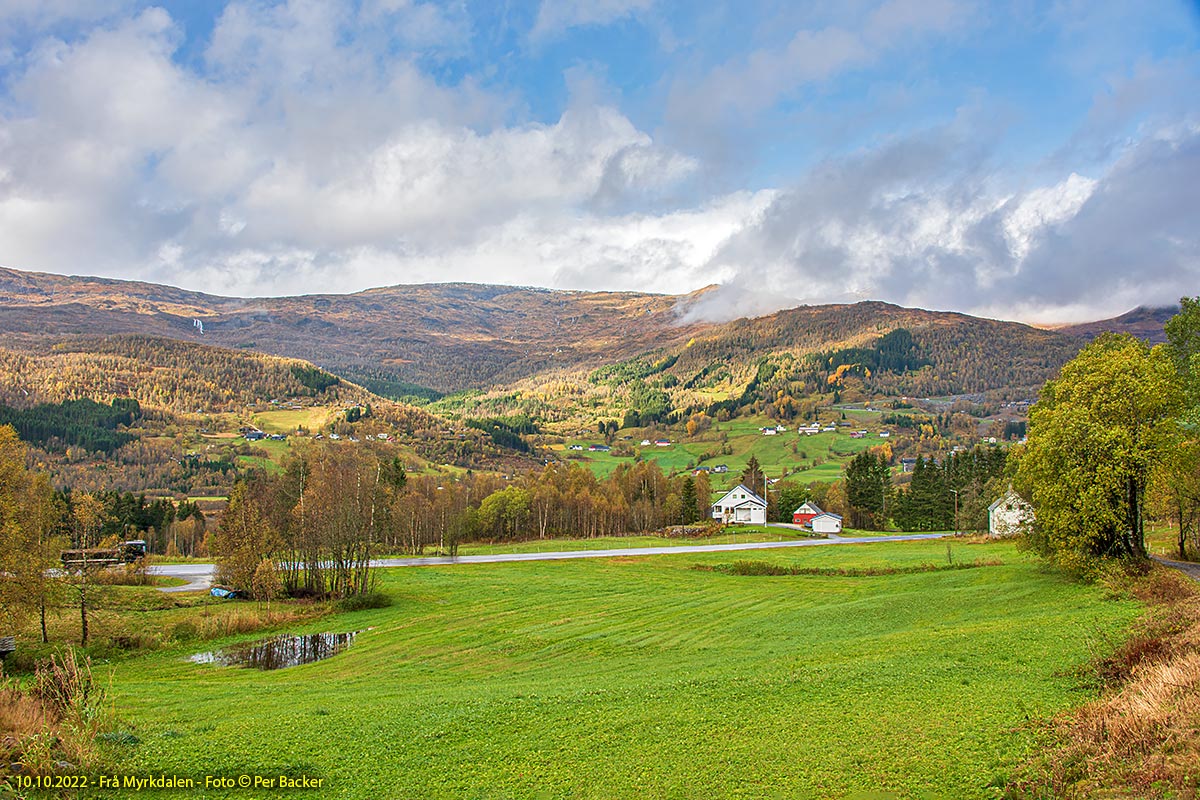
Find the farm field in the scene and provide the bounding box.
[396,525,820,557]
[561,415,882,486]
[103,539,1137,799]
[252,407,336,435]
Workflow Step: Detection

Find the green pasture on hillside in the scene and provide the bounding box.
[103,539,1136,799]
[562,416,883,486]
[253,407,336,435]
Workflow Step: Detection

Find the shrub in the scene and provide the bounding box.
[91,559,154,586]
[1,650,114,773]
[170,621,199,643]
[1009,566,1200,798]
[193,607,325,640]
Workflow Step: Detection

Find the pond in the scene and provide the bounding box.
[190,631,359,670]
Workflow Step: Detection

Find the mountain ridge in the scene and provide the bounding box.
[0,265,1166,404]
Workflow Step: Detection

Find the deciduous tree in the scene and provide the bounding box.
[1018,334,1181,571]
[211,482,279,593]
[0,426,63,643]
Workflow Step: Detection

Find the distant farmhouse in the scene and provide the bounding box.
[792,502,823,526]
[988,489,1033,537]
[713,484,767,525]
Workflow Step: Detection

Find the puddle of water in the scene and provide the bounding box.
[190,631,358,670]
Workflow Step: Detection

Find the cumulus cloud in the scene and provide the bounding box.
[146,189,776,299]
[0,2,709,296]
[0,0,1195,326]
[695,123,1200,324]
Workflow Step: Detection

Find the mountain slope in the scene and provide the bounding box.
[0,267,710,394]
[677,301,1081,396]
[0,266,1100,411]
[1055,305,1179,344]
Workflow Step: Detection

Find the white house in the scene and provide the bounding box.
[810,512,843,534]
[988,489,1033,537]
[712,484,768,525]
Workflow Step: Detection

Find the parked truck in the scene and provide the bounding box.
[60,539,148,568]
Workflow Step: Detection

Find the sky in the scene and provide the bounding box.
[0,1,1197,323]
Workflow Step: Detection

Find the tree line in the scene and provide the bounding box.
[210,446,724,597]
[0,398,140,455]
[0,425,201,645]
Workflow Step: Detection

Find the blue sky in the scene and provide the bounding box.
[0,1,1197,321]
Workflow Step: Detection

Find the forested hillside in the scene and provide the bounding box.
[0,267,708,395]
[0,335,365,411]
[673,301,1080,398]
[438,301,1084,428]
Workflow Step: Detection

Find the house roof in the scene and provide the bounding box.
[727,498,766,510]
[715,483,767,508]
[988,489,1029,512]
[793,502,823,515]
[811,512,843,522]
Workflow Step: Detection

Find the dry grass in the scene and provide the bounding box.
[172,605,327,643]
[1010,568,1200,798]
[0,680,51,762]
[90,560,156,587]
[0,650,111,777]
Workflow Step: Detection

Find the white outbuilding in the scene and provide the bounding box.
[988,489,1033,537]
[810,512,843,534]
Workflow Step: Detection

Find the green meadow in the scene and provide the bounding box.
[562,416,882,487]
[101,539,1137,799]
[252,407,336,435]
[430,525,818,556]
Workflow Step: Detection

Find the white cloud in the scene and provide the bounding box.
[1001,172,1096,263]
[693,123,1199,323]
[0,0,132,33]
[0,4,715,298]
[530,0,655,42]
[666,0,972,130]
[145,189,775,299]
[0,0,1195,328]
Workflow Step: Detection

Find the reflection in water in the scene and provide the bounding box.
[190,632,358,670]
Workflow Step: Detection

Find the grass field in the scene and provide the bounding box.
[562,415,883,488]
[1144,523,1197,560]
[100,539,1137,799]
[388,526,821,557]
[253,407,335,435]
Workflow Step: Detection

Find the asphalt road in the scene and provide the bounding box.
[149,531,951,593]
[1152,555,1200,581]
